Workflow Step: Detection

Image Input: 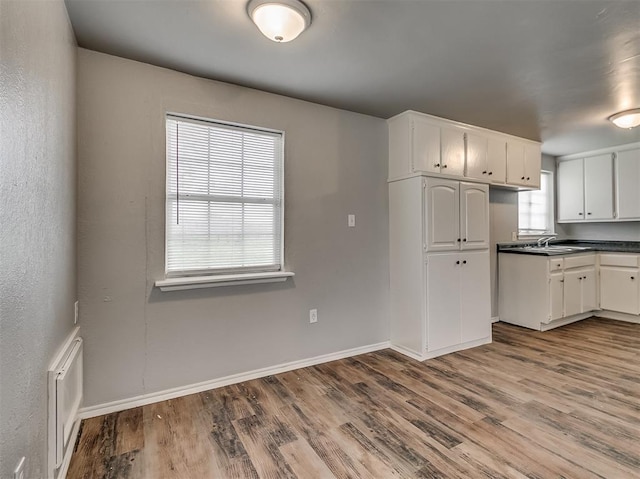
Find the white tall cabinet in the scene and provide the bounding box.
[389,176,491,360]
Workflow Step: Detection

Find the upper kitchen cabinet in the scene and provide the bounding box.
[506,139,541,188]
[388,110,540,188]
[558,154,614,222]
[557,143,638,223]
[616,147,640,220]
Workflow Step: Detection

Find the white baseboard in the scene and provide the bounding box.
[491,316,499,323]
[78,341,391,420]
[596,310,640,324]
[389,343,424,361]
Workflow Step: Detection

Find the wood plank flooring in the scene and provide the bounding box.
[67,318,640,478]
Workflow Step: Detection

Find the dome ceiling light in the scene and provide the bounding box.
[247,0,312,43]
[608,108,640,129]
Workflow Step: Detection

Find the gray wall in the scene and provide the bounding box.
[77,49,390,407]
[0,1,77,478]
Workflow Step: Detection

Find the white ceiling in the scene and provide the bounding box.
[65,0,640,156]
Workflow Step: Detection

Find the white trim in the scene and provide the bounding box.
[539,312,593,331]
[78,341,390,419]
[491,316,499,323]
[422,336,492,360]
[596,310,640,324]
[389,344,424,361]
[56,419,81,479]
[155,271,294,291]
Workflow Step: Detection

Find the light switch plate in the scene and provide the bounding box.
[348,214,356,227]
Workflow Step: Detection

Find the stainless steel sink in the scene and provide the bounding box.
[519,245,591,254]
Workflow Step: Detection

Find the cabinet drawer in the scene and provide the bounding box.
[599,254,639,268]
[564,254,596,269]
[549,258,564,272]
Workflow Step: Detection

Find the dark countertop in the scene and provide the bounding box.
[498,239,640,256]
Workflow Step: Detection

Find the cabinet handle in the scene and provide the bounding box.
[462,260,467,264]
[456,260,460,265]
[442,164,448,169]
[482,171,487,174]
[587,212,592,215]
[435,163,440,167]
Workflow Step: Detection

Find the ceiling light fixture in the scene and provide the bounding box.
[247,0,311,43]
[608,108,640,129]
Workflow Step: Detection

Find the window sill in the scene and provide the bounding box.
[155,271,295,292]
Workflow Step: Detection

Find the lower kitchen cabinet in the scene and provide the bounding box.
[426,251,490,352]
[499,253,597,331]
[599,254,640,315]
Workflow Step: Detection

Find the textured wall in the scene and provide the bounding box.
[0,1,77,478]
[77,49,389,407]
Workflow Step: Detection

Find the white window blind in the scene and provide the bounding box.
[165,115,283,276]
[518,170,555,235]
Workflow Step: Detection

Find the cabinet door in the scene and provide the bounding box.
[459,182,489,250]
[425,178,460,251]
[487,137,506,184]
[557,159,585,221]
[459,251,490,342]
[563,269,583,317]
[584,154,614,220]
[549,272,564,321]
[524,143,541,188]
[506,140,526,185]
[412,118,441,174]
[426,254,461,352]
[600,266,640,315]
[616,148,640,220]
[580,266,597,313]
[440,127,465,177]
[465,132,488,180]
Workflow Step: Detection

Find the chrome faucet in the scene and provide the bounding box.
[537,236,557,248]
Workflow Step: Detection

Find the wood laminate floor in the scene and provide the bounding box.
[68,319,640,479]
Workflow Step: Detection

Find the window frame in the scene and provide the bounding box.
[163,112,286,279]
[518,170,556,238]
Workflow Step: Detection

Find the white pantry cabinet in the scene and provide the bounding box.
[499,253,597,331]
[388,110,540,188]
[424,178,489,251]
[557,154,614,222]
[389,176,491,360]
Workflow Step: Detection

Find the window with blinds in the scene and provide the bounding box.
[518,170,555,235]
[165,114,284,276]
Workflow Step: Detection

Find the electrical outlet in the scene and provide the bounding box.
[348,214,356,227]
[74,301,79,324]
[309,309,318,323]
[14,457,25,479]
[511,231,518,241]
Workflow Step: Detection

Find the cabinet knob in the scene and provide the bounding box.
[521,176,525,180]
[557,264,561,267]
[526,177,530,181]
[456,260,460,265]
[579,277,582,281]
[463,238,467,242]
[482,171,487,174]
[631,276,635,280]
[435,163,440,167]
[462,260,467,264]
[578,212,583,215]
[560,279,564,283]
[587,212,592,215]
[488,171,493,175]
[457,238,461,242]
[442,164,448,169]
